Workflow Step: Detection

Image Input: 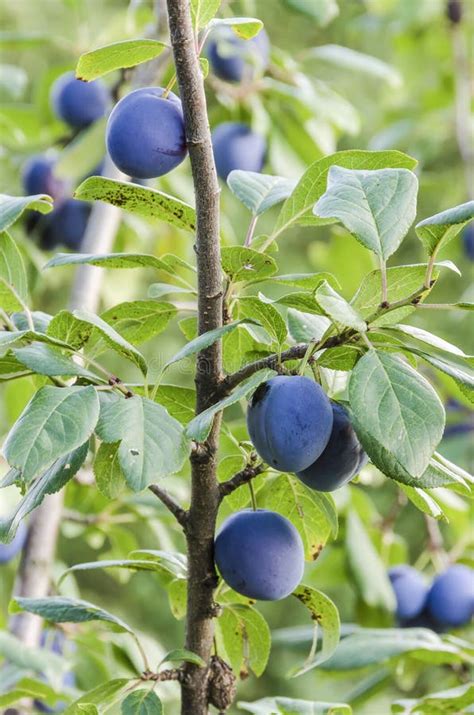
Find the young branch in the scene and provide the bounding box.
[219,462,266,500]
[148,484,188,527]
[166,1,223,714]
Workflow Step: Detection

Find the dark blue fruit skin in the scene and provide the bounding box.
[388,565,429,621]
[247,375,333,473]
[212,122,266,181]
[35,630,75,713]
[106,87,187,179]
[462,224,474,261]
[22,155,67,202]
[426,564,474,627]
[38,199,91,251]
[0,520,27,565]
[207,27,270,83]
[214,509,304,600]
[296,402,368,492]
[51,72,110,128]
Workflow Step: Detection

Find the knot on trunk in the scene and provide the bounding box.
[207,655,237,711]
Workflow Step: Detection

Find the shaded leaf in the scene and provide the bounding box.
[221,246,277,283]
[76,39,167,81]
[0,192,53,232]
[292,585,340,675]
[227,171,297,215]
[415,201,474,256]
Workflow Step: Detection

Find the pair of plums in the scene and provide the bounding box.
[389,563,474,629]
[214,376,368,602]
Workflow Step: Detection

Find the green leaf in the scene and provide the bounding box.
[0,277,24,311]
[165,319,258,369]
[0,631,65,677]
[321,627,467,671]
[0,231,28,303]
[315,281,366,331]
[273,150,417,240]
[0,192,53,232]
[313,167,418,259]
[93,441,126,499]
[346,510,396,611]
[168,577,187,619]
[216,604,271,678]
[100,301,177,345]
[398,484,447,522]
[96,393,189,491]
[221,246,278,283]
[261,290,324,315]
[287,309,331,342]
[148,282,195,299]
[45,251,171,273]
[227,171,297,215]
[76,39,167,81]
[121,690,163,715]
[292,585,340,674]
[159,648,206,668]
[64,679,131,714]
[317,346,360,371]
[186,369,275,441]
[59,559,174,586]
[11,596,135,633]
[191,0,221,28]
[309,44,402,88]
[270,272,338,290]
[239,297,287,346]
[13,343,98,379]
[391,683,474,715]
[75,178,196,232]
[208,17,264,39]
[349,351,445,479]
[3,385,99,483]
[0,443,88,543]
[283,0,339,25]
[261,474,337,560]
[55,119,107,182]
[238,697,352,715]
[415,201,474,256]
[151,384,196,424]
[47,310,94,349]
[0,329,71,351]
[129,550,187,579]
[72,309,147,375]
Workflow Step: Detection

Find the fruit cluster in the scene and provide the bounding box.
[215,376,368,601]
[389,563,474,629]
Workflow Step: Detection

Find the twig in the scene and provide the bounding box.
[142,668,182,682]
[148,484,188,528]
[219,462,266,500]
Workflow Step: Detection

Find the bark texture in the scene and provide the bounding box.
[165,2,223,713]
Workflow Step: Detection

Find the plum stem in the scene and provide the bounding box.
[248,480,258,511]
[244,214,259,247]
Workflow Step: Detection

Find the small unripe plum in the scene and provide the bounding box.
[296,402,367,492]
[426,564,474,627]
[51,72,110,128]
[214,509,304,600]
[0,521,27,565]
[212,122,266,180]
[207,27,270,83]
[247,375,333,473]
[106,87,187,178]
[462,224,474,261]
[38,199,91,251]
[388,565,428,621]
[22,155,67,202]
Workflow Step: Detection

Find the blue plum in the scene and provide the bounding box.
[426,564,474,627]
[214,509,304,600]
[35,630,76,713]
[51,72,110,128]
[207,27,270,83]
[212,122,266,181]
[106,87,187,178]
[22,155,67,201]
[0,520,27,564]
[246,375,333,473]
[462,223,474,261]
[388,565,428,621]
[38,199,91,251]
[296,402,368,492]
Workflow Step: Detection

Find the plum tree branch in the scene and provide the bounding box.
[166,1,223,714]
[148,484,188,527]
[219,462,266,500]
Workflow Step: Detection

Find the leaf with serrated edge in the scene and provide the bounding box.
[190,0,221,28]
[313,167,418,259]
[76,39,167,81]
[415,201,474,256]
[216,604,271,678]
[221,246,277,283]
[3,386,99,483]
[11,596,133,633]
[0,193,53,232]
[239,297,287,346]
[315,281,366,331]
[227,171,297,215]
[100,301,176,345]
[349,351,445,478]
[121,690,163,715]
[165,319,259,369]
[75,178,196,232]
[63,679,131,714]
[0,231,27,301]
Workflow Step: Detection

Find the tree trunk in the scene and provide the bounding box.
[165,2,222,713]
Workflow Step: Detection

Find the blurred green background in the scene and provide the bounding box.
[0,0,473,713]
